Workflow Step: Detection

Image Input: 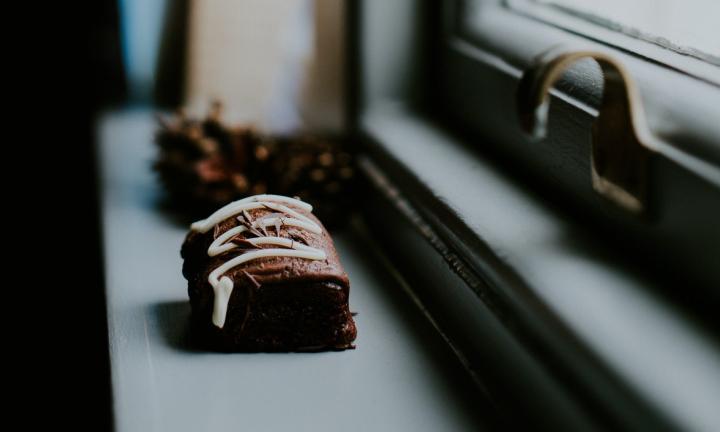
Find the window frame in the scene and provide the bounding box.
[433,0,720,288]
[349,0,720,430]
[449,0,720,163]
[505,0,720,82]
[351,0,720,291]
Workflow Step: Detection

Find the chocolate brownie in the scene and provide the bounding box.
[181,194,357,351]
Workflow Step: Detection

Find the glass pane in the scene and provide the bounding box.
[532,0,720,58]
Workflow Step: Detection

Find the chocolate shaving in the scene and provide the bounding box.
[289,233,308,245]
[213,224,223,239]
[231,237,260,249]
[236,215,263,237]
[242,270,262,289]
[274,218,282,237]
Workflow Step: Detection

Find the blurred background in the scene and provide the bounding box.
[115,0,345,131]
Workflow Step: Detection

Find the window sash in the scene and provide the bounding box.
[503,0,720,80]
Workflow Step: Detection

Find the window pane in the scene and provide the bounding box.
[531,0,720,58]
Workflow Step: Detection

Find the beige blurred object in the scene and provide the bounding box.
[184,0,345,131]
[185,0,300,123]
[299,0,346,131]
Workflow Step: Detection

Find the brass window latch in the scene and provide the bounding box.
[517,50,654,215]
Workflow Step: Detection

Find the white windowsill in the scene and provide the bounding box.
[361,102,720,432]
[99,109,495,432]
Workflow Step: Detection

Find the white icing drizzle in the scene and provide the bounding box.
[190,194,326,328]
[191,194,313,233]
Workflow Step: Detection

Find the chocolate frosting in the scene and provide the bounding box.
[182,206,349,290]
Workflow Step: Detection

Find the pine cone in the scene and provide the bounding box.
[154,102,356,226]
[269,134,355,226]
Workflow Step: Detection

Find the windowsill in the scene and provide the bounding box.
[99,109,497,432]
[358,102,720,431]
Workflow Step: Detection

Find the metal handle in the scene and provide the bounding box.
[517,50,654,214]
